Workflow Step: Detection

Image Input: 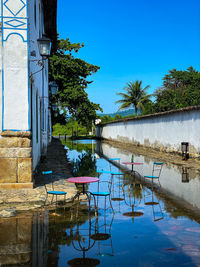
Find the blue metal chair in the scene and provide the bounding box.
[42,171,67,207]
[144,162,163,185]
[90,179,113,215]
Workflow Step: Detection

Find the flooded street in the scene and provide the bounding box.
[1,139,200,266]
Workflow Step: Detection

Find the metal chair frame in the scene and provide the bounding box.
[144,187,164,222]
[90,179,114,215]
[144,162,163,185]
[42,171,67,207]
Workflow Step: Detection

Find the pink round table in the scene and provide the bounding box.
[122,162,143,172]
[67,177,99,194]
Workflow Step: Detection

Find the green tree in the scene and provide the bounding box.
[115,80,151,116]
[49,38,102,129]
[154,67,200,112]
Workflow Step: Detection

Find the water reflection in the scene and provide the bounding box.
[182,167,189,183]
[96,140,200,210]
[0,212,49,267]
[1,139,200,266]
[144,188,164,222]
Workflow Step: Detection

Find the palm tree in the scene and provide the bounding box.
[115,80,151,116]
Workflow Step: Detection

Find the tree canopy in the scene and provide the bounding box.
[153,67,200,112]
[49,38,102,128]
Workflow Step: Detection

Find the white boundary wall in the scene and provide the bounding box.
[96,107,200,156]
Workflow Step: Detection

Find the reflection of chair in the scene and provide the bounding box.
[122,182,144,218]
[144,162,163,185]
[109,158,120,172]
[68,214,100,267]
[42,171,67,207]
[110,174,124,213]
[144,187,164,222]
[91,213,114,257]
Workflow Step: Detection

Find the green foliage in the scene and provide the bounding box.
[154,67,200,112]
[97,114,124,124]
[116,80,151,116]
[62,139,95,154]
[72,153,97,177]
[98,108,135,118]
[52,119,89,136]
[49,37,102,128]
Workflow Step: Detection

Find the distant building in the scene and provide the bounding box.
[0,0,57,188]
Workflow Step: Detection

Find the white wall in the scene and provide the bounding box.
[0,0,51,171]
[1,0,29,131]
[96,109,200,156]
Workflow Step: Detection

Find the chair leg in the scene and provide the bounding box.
[44,193,48,207]
[109,194,114,213]
[56,195,58,210]
[51,194,54,204]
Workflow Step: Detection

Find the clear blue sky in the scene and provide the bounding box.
[57,0,200,114]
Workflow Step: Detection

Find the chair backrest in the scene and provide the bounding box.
[42,171,53,192]
[152,162,163,178]
[96,180,112,194]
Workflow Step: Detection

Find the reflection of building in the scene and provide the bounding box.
[0,0,57,188]
[0,211,49,266]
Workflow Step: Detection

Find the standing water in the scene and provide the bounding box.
[1,139,200,266]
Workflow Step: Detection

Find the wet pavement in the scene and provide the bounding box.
[0,139,77,217]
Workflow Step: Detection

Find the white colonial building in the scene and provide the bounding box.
[0,0,57,188]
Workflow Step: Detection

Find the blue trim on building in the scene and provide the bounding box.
[1,0,30,131]
[4,0,25,17]
[1,0,4,131]
[27,0,30,132]
[4,32,27,42]
[0,15,27,19]
[3,26,27,30]
[4,18,26,28]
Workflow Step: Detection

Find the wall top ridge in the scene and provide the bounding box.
[100,105,200,126]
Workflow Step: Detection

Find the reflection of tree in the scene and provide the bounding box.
[123,175,143,201]
[73,153,97,177]
[47,206,94,266]
[62,139,95,154]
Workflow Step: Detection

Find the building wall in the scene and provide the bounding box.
[96,108,200,157]
[0,0,51,187]
[1,0,29,131]
[29,0,50,170]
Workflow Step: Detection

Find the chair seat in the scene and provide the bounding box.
[91,191,110,196]
[47,191,67,195]
[144,175,159,179]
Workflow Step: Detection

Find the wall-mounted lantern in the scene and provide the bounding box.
[30,35,52,78]
[51,104,58,111]
[181,142,189,160]
[182,167,189,183]
[49,81,58,95]
[37,36,51,58]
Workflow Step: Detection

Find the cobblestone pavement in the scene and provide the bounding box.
[0,138,77,217]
